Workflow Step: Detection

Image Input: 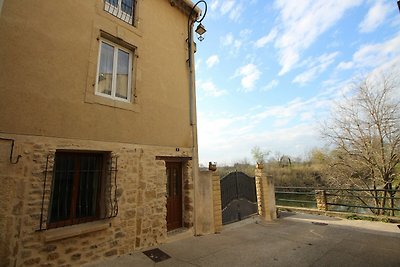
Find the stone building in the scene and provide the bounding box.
[0,0,211,266]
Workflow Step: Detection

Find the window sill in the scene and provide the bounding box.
[43,220,111,242]
[85,92,141,112]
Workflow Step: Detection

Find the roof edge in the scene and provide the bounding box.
[169,0,202,19]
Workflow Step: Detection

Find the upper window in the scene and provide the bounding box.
[48,152,106,228]
[104,0,135,25]
[96,39,133,102]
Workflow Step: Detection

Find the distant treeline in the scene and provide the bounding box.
[215,152,327,187]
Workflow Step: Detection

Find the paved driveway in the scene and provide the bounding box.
[87,212,400,267]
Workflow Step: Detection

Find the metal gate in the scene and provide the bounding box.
[220,171,257,225]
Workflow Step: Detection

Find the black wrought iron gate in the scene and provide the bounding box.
[220,171,257,225]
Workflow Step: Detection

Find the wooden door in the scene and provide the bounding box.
[166,162,183,231]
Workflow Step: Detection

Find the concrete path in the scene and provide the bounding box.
[87,212,400,267]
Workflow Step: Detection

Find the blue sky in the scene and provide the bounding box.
[193,0,400,166]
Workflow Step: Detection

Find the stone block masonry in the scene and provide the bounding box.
[0,134,194,267]
[315,190,328,211]
[211,171,222,233]
[255,165,277,221]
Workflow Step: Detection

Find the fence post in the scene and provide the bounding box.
[315,190,327,211]
[255,164,277,221]
[210,165,222,233]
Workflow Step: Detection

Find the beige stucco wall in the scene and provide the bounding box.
[0,0,202,266]
[0,0,193,148]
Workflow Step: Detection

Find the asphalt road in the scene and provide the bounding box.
[87,212,400,267]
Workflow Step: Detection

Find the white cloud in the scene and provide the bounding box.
[341,34,400,70]
[210,0,219,11]
[293,52,339,84]
[273,118,291,127]
[218,0,243,21]
[206,55,220,68]
[196,1,400,166]
[198,108,323,165]
[197,86,344,165]
[221,0,235,15]
[251,95,333,126]
[300,112,314,121]
[255,28,278,48]
[293,71,316,85]
[228,3,243,21]
[233,40,242,51]
[240,29,252,38]
[262,79,279,91]
[198,80,227,97]
[220,33,234,46]
[236,63,261,92]
[359,1,391,33]
[336,61,354,70]
[273,0,362,75]
[277,47,299,76]
[197,112,251,164]
[195,58,202,71]
[220,32,243,55]
[368,57,400,83]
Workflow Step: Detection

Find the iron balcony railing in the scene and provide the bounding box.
[275,186,400,217]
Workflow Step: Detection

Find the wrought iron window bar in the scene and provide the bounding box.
[37,153,119,231]
[104,0,136,25]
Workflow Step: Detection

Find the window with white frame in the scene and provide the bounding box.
[104,0,135,25]
[96,39,133,102]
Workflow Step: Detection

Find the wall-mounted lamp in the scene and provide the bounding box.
[187,1,208,70]
[195,23,206,41]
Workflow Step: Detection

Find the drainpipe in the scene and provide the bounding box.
[188,16,200,237]
[187,1,207,236]
[0,0,4,17]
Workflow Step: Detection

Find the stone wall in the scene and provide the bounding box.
[183,160,194,228]
[0,134,194,267]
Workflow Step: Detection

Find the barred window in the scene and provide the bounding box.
[104,0,135,25]
[48,152,106,228]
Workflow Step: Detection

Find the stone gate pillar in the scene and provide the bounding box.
[255,164,277,221]
[211,168,222,233]
[195,163,222,235]
[315,190,328,211]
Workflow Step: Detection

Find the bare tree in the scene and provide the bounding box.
[322,74,400,215]
[251,146,269,164]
